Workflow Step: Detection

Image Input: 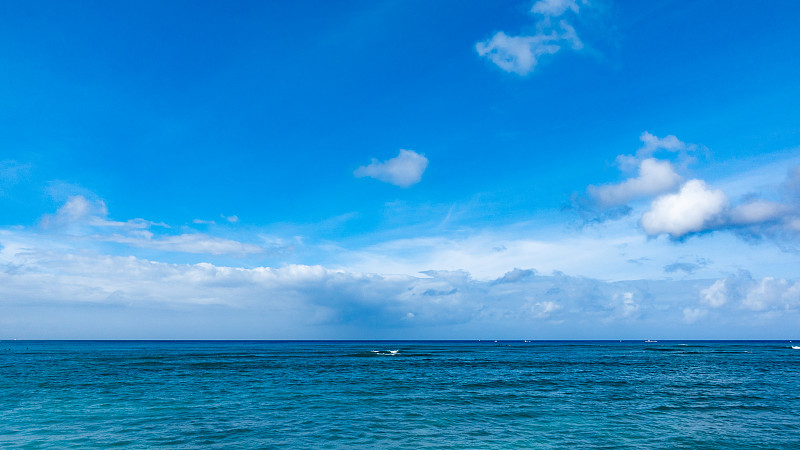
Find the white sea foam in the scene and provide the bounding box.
[371,349,400,355]
[792,346,800,350]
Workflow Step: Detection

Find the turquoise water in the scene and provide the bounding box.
[2,341,799,448]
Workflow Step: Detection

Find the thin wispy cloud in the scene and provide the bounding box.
[0,160,30,194]
[476,0,587,75]
[39,195,262,255]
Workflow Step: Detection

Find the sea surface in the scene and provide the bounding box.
[1,340,799,448]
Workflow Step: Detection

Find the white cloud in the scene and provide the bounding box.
[641,180,728,238]
[354,149,428,187]
[531,0,583,16]
[557,20,583,50]
[38,195,262,255]
[578,132,697,225]
[475,32,561,76]
[701,279,729,307]
[698,272,800,313]
[40,195,155,232]
[637,163,800,240]
[0,238,764,338]
[3,212,800,338]
[589,158,683,206]
[334,218,800,284]
[476,1,587,75]
[527,300,561,318]
[42,195,107,226]
[637,131,687,158]
[103,232,263,255]
[729,200,787,225]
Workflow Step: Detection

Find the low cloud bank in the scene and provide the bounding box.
[2,238,798,338]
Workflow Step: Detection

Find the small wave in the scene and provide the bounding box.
[792,346,800,350]
[371,349,400,355]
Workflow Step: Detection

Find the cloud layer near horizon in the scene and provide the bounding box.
[2,135,800,338]
[2,232,799,339]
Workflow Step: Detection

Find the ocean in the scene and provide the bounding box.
[1,341,799,448]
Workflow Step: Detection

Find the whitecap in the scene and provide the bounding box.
[371,349,400,355]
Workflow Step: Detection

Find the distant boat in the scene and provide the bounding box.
[644,340,657,343]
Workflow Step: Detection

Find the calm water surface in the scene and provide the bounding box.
[1,341,799,448]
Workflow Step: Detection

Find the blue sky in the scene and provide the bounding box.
[2,0,800,339]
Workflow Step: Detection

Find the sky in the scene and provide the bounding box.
[1,0,800,339]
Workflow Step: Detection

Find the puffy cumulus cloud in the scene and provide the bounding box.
[585,134,800,243]
[476,0,586,76]
[589,158,683,206]
[701,279,733,308]
[588,132,696,206]
[699,271,800,312]
[641,180,728,238]
[640,164,800,240]
[576,132,697,224]
[354,149,428,187]
[38,195,263,255]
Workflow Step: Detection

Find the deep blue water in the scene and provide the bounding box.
[1,341,799,448]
